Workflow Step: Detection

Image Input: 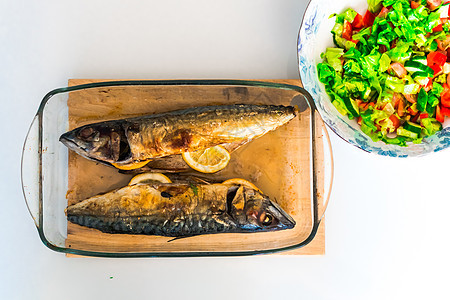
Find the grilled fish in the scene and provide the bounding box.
[60,104,296,170]
[66,181,295,237]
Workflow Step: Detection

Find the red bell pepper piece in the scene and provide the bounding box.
[436,105,445,122]
[342,20,353,40]
[441,89,450,107]
[447,73,450,87]
[363,10,376,27]
[430,64,443,75]
[420,113,429,119]
[352,13,364,29]
[441,105,450,116]
[433,24,443,32]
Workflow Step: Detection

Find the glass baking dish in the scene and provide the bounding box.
[21,80,333,257]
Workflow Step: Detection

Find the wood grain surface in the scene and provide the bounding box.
[65,79,327,256]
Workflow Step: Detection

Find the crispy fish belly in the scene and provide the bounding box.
[66,183,295,237]
[59,104,296,169]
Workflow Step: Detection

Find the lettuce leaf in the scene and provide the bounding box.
[421,118,443,136]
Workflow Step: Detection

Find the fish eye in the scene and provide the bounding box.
[260,213,273,226]
[79,127,94,138]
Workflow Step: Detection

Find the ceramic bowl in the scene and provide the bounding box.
[298,0,450,157]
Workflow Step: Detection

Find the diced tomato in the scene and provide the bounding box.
[368,102,376,108]
[352,13,364,29]
[425,78,434,92]
[441,90,450,107]
[398,98,405,117]
[433,24,443,32]
[342,20,353,40]
[428,51,447,67]
[390,62,407,78]
[436,105,445,122]
[420,113,429,119]
[389,114,401,128]
[431,64,443,75]
[404,94,417,103]
[357,116,363,125]
[363,10,376,27]
[427,0,442,11]
[447,73,450,86]
[442,105,450,116]
[378,6,390,18]
[411,1,421,9]
[392,93,401,109]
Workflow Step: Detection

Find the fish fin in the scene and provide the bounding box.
[221,140,249,153]
[188,175,214,184]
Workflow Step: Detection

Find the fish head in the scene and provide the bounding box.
[229,186,295,232]
[59,122,131,164]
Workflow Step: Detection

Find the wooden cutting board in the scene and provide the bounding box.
[65,79,326,256]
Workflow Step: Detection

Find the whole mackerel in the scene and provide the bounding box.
[66,181,295,237]
[59,104,296,169]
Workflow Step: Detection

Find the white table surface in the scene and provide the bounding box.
[1,0,450,299]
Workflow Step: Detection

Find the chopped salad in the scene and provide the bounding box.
[317,0,450,146]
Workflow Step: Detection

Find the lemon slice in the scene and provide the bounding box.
[128,173,172,185]
[111,160,151,170]
[182,145,230,173]
[222,178,261,192]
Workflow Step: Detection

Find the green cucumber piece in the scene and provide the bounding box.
[343,97,359,118]
[411,72,431,85]
[405,61,434,77]
[403,121,423,135]
[397,127,419,139]
[410,56,427,65]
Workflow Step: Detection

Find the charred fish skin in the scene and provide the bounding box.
[66,183,295,237]
[60,104,296,168]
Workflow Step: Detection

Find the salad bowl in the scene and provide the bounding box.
[298,0,450,157]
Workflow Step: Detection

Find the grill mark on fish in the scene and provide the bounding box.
[168,129,192,151]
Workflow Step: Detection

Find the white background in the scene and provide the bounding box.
[1,0,450,299]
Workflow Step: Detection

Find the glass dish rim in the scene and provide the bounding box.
[23,79,327,257]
